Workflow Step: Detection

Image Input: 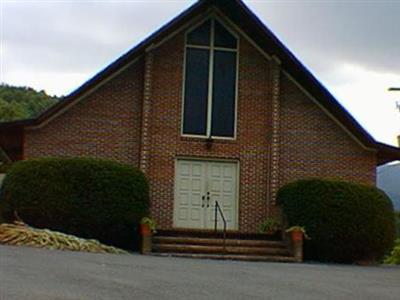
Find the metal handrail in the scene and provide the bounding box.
[214,200,227,252]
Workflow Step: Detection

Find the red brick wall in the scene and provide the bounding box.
[146,31,273,231]
[24,61,144,166]
[278,74,377,187]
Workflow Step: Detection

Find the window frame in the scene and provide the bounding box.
[181,17,240,140]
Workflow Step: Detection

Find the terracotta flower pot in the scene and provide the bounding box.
[140,224,151,236]
[291,230,303,242]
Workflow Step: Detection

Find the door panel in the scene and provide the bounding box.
[206,162,237,230]
[175,160,206,229]
[174,160,238,230]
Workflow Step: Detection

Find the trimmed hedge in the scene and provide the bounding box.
[395,211,400,238]
[384,239,400,265]
[0,163,12,174]
[0,157,149,250]
[278,179,396,263]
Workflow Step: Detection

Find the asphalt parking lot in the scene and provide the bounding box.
[0,245,399,300]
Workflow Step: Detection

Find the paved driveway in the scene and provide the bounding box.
[0,245,399,300]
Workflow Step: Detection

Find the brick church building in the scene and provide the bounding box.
[1,0,399,235]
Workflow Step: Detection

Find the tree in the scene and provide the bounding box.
[0,99,27,121]
[0,84,58,122]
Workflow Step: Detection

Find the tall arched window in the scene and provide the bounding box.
[182,18,238,138]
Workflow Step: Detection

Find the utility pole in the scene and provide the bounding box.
[389,88,400,147]
[388,88,400,113]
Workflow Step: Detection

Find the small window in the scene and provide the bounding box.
[187,20,211,46]
[182,19,238,138]
[214,21,237,49]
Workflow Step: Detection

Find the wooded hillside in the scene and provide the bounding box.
[0,84,58,122]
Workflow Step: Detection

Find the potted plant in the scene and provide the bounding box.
[285,226,309,241]
[285,226,309,262]
[140,217,157,236]
[139,217,156,254]
[258,217,281,234]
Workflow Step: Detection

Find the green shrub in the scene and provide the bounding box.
[0,157,149,250]
[0,163,12,174]
[278,179,396,263]
[385,239,400,265]
[395,211,400,238]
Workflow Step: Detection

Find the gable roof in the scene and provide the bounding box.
[1,0,399,165]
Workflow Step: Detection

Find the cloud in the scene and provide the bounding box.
[323,63,400,145]
[1,1,195,92]
[247,1,400,73]
[246,1,400,145]
[4,69,88,97]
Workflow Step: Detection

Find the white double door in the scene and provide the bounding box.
[174,159,238,230]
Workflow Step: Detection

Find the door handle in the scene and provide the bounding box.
[206,192,210,208]
[201,195,205,208]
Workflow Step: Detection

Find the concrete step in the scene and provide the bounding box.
[155,229,282,240]
[152,243,291,256]
[151,252,299,263]
[153,236,287,248]
[151,230,297,263]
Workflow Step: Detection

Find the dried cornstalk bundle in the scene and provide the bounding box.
[0,222,128,254]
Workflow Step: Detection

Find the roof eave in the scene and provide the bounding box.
[376,142,400,166]
[0,118,36,130]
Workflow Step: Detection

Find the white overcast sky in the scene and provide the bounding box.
[1,0,400,146]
